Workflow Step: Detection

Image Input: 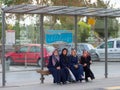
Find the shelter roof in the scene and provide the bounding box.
[2,4,120,17]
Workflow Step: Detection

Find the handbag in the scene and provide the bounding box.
[67,68,76,81]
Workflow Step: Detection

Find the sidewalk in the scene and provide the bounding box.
[0,62,120,90]
[0,64,40,73]
[0,77,120,90]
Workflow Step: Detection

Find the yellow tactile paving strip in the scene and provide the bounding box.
[105,86,120,90]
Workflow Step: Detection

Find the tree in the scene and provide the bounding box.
[2,0,34,41]
[2,0,116,43]
[91,0,119,39]
[4,0,33,6]
[78,21,91,42]
[95,18,119,38]
[48,0,114,42]
[12,21,20,40]
[82,0,119,40]
[50,0,86,30]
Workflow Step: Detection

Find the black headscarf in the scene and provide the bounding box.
[60,48,69,67]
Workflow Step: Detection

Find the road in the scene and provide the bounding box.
[0,62,120,89]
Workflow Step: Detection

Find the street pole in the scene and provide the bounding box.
[39,14,44,83]
[1,11,6,86]
[25,54,27,68]
[74,15,78,51]
[104,16,108,78]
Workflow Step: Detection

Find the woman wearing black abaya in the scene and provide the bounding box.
[47,49,63,84]
[80,50,95,82]
[60,48,69,84]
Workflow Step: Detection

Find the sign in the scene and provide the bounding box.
[45,30,73,44]
[88,18,96,25]
[6,30,15,45]
[16,39,31,45]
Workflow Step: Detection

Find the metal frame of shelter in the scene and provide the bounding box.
[1,4,120,86]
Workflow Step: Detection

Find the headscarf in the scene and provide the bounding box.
[52,49,60,66]
[61,48,68,56]
[82,50,89,58]
[60,48,69,65]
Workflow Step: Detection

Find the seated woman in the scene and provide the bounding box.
[47,49,63,84]
[60,48,69,84]
[68,49,84,82]
[80,50,95,82]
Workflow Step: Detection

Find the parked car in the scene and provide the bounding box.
[94,38,120,61]
[57,43,99,61]
[5,44,55,66]
[77,43,100,61]
[58,45,82,58]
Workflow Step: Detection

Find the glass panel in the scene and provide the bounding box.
[19,46,29,52]
[29,46,36,52]
[107,41,114,48]
[46,46,55,53]
[98,41,114,49]
[116,40,120,48]
[35,46,40,52]
[99,44,105,49]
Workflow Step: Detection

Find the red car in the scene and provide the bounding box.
[5,44,55,66]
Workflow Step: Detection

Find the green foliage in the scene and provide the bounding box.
[51,0,86,6]
[3,0,32,43]
[95,18,119,38]
[94,0,108,8]
[2,0,118,43]
[86,0,119,39]
[4,0,32,6]
[13,21,20,40]
[77,21,91,42]
[4,0,13,6]
[59,16,74,30]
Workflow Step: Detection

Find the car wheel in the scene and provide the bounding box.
[95,54,100,61]
[37,58,42,67]
[6,57,13,65]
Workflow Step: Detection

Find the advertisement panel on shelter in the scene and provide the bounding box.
[45,30,73,44]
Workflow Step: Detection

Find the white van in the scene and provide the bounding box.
[95,38,120,61]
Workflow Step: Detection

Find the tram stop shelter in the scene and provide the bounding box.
[1,4,120,86]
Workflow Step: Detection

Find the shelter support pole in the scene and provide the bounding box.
[74,15,78,50]
[39,14,44,83]
[1,11,6,86]
[104,16,108,78]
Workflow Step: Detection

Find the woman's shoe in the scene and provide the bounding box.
[85,79,89,82]
[57,82,61,85]
[79,78,84,82]
[71,80,76,83]
[90,77,95,80]
[62,81,67,84]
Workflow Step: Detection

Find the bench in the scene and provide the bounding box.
[36,69,51,75]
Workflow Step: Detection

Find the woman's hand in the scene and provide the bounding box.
[83,63,87,67]
[74,65,78,68]
[56,66,61,70]
[90,61,92,64]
